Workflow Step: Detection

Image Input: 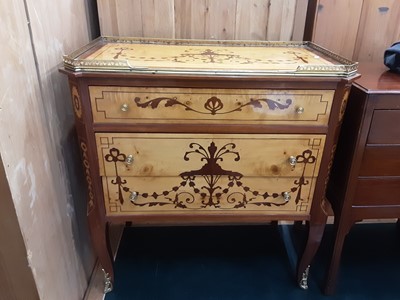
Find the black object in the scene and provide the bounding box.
[384,42,400,73]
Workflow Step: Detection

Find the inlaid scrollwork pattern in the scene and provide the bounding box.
[339,87,351,122]
[134,95,292,116]
[81,142,95,214]
[104,148,128,205]
[105,142,317,210]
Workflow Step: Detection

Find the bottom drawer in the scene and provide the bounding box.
[353,178,400,206]
[102,176,316,216]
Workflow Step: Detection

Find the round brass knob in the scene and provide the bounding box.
[283,191,291,202]
[125,155,134,165]
[129,191,138,202]
[121,103,129,112]
[289,156,297,167]
[296,106,305,114]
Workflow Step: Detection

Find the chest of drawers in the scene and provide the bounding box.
[61,37,358,293]
[325,63,400,294]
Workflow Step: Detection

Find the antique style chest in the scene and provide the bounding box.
[325,63,400,294]
[61,37,358,293]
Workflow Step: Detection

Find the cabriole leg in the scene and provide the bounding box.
[297,221,326,290]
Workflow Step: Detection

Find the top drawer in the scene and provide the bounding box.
[89,86,334,126]
[367,110,400,144]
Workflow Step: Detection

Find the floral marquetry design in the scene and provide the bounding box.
[104,142,317,211]
[71,86,82,119]
[134,95,292,116]
[81,142,95,214]
[105,148,128,205]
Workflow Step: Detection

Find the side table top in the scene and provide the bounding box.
[355,63,400,93]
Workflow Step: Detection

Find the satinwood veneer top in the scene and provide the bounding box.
[63,36,357,77]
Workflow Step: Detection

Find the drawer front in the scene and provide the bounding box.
[353,178,400,206]
[102,176,316,216]
[359,146,400,176]
[90,87,334,125]
[96,133,325,178]
[367,110,400,144]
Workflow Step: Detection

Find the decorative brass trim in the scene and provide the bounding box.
[63,36,358,77]
[102,268,113,294]
[299,265,310,290]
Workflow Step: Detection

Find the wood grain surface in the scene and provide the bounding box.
[97,0,308,41]
[96,133,325,177]
[90,86,334,125]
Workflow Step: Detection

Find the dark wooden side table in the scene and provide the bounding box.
[325,63,400,295]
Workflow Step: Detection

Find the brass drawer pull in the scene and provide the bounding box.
[129,191,138,202]
[296,106,305,114]
[125,155,134,165]
[283,191,291,202]
[289,155,297,168]
[120,103,129,112]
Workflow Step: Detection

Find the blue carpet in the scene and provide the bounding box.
[105,223,400,300]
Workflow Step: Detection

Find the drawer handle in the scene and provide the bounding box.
[295,106,305,114]
[125,155,134,165]
[120,103,129,112]
[283,191,291,202]
[288,156,297,168]
[129,191,138,202]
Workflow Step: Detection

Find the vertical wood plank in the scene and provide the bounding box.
[141,0,175,38]
[116,0,143,36]
[354,0,400,62]
[174,0,207,39]
[235,0,269,40]
[97,0,119,35]
[267,0,297,41]
[312,0,363,59]
[303,0,318,41]
[97,0,307,41]
[1,0,95,299]
[292,0,308,40]
[204,0,237,40]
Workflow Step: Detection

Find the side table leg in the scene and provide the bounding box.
[297,220,326,290]
[324,217,352,295]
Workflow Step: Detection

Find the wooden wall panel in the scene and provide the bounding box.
[174,0,207,39]
[0,156,39,300]
[312,0,363,59]
[311,0,400,62]
[292,0,309,40]
[204,0,237,40]
[0,0,96,299]
[115,0,143,36]
[97,0,119,35]
[235,0,269,40]
[141,0,175,38]
[354,0,400,62]
[267,0,297,40]
[97,0,308,41]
